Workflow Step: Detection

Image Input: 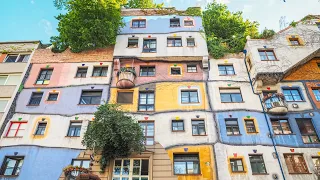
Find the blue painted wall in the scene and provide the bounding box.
[15,85,109,116]
[120,16,203,34]
[216,111,273,145]
[0,146,80,180]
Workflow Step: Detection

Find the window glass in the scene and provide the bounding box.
[172,120,184,131]
[258,50,276,61]
[35,122,47,135]
[220,88,243,102]
[271,119,292,134]
[143,39,156,53]
[139,66,155,76]
[245,120,257,133]
[218,65,235,75]
[5,55,18,63]
[0,156,24,176]
[139,122,154,145]
[184,20,194,26]
[113,159,149,179]
[249,155,267,174]
[225,119,240,135]
[117,92,133,104]
[28,92,43,105]
[296,118,319,143]
[230,159,244,172]
[284,154,309,173]
[36,69,53,85]
[76,67,88,78]
[187,65,197,72]
[47,93,58,101]
[128,38,139,48]
[0,76,8,85]
[312,89,320,101]
[79,91,102,105]
[192,120,206,135]
[92,67,108,77]
[171,67,181,75]
[170,18,180,27]
[181,90,199,103]
[67,122,82,137]
[167,38,182,47]
[138,92,154,111]
[174,154,199,175]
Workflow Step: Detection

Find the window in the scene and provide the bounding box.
[184,20,194,26]
[187,38,195,47]
[230,159,244,172]
[284,154,309,174]
[113,159,149,180]
[28,92,43,105]
[167,38,182,47]
[75,67,87,78]
[92,67,108,77]
[249,155,267,174]
[139,66,155,76]
[0,156,24,176]
[143,39,156,53]
[36,69,53,85]
[128,38,139,48]
[192,120,206,135]
[225,118,240,135]
[5,122,27,137]
[172,120,184,131]
[220,88,243,103]
[312,157,320,169]
[67,122,82,137]
[0,75,21,85]
[312,89,320,101]
[132,19,146,28]
[171,67,181,75]
[138,92,154,111]
[271,119,292,134]
[283,89,303,102]
[173,154,200,175]
[47,93,58,101]
[170,18,180,27]
[181,90,199,103]
[258,50,276,61]
[187,64,197,73]
[4,54,30,63]
[0,99,8,112]
[79,90,102,105]
[289,38,300,46]
[244,120,257,133]
[72,159,90,168]
[218,65,235,75]
[117,92,133,104]
[34,122,47,135]
[296,118,319,143]
[139,121,154,145]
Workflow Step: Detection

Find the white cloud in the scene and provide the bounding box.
[38,19,53,36]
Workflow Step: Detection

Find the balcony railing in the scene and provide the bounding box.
[263,93,288,115]
[116,68,136,89]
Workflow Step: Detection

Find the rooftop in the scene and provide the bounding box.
[121,7,201,16]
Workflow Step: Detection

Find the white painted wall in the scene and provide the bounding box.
[207,81,263,112]
[113,32,209,57]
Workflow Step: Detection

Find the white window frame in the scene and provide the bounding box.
[4,53,31,63]
[178,86,201,106]
[112,159,149,180]
[0,98,10,112]
[0,74,21,86]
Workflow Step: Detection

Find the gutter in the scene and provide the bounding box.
[242,49,286,180]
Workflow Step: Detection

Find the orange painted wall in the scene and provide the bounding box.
[284,59,320,80]
[306,82,320,109]
[0,53,7,62]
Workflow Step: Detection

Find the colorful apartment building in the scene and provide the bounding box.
[0,8,319,180]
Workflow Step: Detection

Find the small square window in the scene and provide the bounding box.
[34,122,47,135]
[171,67,181,75]
[28,92,43,105]
[192,120,206,135]
[174,154,200,175]
[117,92,133,104]
[184,20,194,26]
[230,158,245,172]
[187,38,195,47]
[181,90,199,103]
[167,38,182,47]
[172,120,184,131]
[225,118,240,135]
[132,19,146,28]
[92,67,108,77]
[0,156,24,176]
[128,38,138,48]
[289,38,300,46]
[258,50,277,61]
[76,67,87,78]
[283,89,303,102]
[36,69,53,85]
[218,65,235,75]
[143,39,157,53]
[79,90,102,105]
[187,64,197,73]
[47,93,58,101]
[170,18,180,27]
[67,122,82,137]
[244,119,257,133]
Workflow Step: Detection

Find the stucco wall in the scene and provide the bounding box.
[24,62,113,88]
[0,62,27,73]
[0,146,80,180]
[16,85,109,116]
[0,86,16,98]
[113,32,208,58]
[1,113,91,149]
[0,42,38,54]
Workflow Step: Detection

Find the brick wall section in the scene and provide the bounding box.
[284,58,320,80]
[31,47,114,64]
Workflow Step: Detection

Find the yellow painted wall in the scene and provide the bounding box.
[29,116,51,139]
[109,82,209,112]
[167,145,215,180]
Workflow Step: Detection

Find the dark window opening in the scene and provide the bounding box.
[92,67,108,77]
[79,90,102,105]
[28,92,43,105]
[76,67,88,78]
[128,38,139,48]
[117,92,133,104]
[36,69,53,85]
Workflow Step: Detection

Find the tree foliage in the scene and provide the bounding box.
[127,0,164,8]
[51,0,123,53]
[82,104,145,171]
[203,2,259,58]
[259,28,276,39]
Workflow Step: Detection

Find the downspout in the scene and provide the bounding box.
[242,49,286,180]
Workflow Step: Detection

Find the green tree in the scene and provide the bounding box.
[259,28,276,39]
[82,104,145,171]
[202,2,259,58]
[51,0,123,53]
[127,0,164,8]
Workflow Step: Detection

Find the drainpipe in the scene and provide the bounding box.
[242,49,286,180]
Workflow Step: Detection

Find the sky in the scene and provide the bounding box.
[0,0,319,44]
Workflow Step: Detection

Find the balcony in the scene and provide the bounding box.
[263,93,288,115]
[63,165,100,180]
[116,68,136,89]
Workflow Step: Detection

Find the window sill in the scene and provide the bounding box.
[0,175,19,177]
[286,101,306,103]
[65,136,80,138]
[247,132,259,134]
[167,46,183,47]
[252,173,269,175]
[187,46,196,48]
[78,104,100,106]
[142,52,157,53]
[174,174,202,176]
[219,74,236,76]
[260,60,279,61]
[127,47,138,49]
[74,77,86,78]
[139,75,156,77]
[221,102,245,103]
[303,142,320,144]
[288,172,312,174]
[192,134,207,136]
[3,136,23,138]
[274,133,296,135]
[172,130,185,132]
[231,171,246,174]
[181,102,200,104]
[187,72,198,73]
[90,76,108,78]
[227,134,242,136]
